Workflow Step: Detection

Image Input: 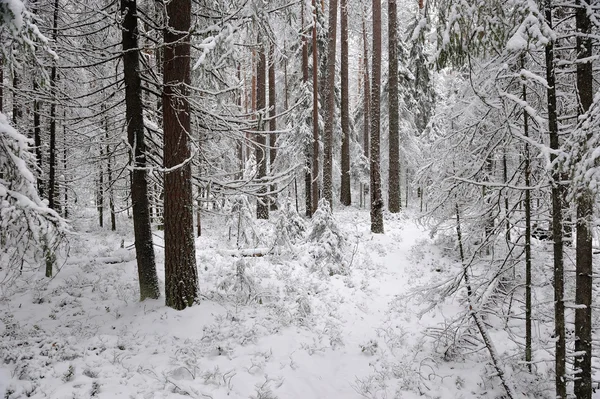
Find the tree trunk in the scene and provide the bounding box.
[387,0,400,213]
[522,70,532,372]
[237,64,244,180]
[12,73,20,126]
[322,0,338,207]
[544,2,566,397]
[362,25,370,157]
[502,150,510,243]
[370,0,384,233]
[33,80,43,196]
[574,1,593,398]
[256,35,269,220]
[63,112,69,218]
[163,0,199,310]
[340,0,351,206]
[311,0,320,214]
[108,152,116,231]
[302,0,313,217]
[361,7,370,207]
[268,43,277,210]
[48,0,59,212]
[122,0,160,300]
[197,185,202,237]
[103,112,115,230]
[97,153,104,227]
[0,58,3,113]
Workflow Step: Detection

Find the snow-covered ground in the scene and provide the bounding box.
[1,207,531,398]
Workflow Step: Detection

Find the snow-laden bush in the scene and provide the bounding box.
[305,199,348,276]
[272,197,306,251]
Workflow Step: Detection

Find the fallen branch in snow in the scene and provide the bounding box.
[216,248,273,257]
[456,203,518,399]
[96,256,136,264]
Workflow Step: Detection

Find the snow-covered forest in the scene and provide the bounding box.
[1,0,600,397]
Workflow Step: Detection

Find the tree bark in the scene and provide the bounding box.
[256,35,269,220]
[340,0,351,206]
[0,58,3,113]
[544,2,566,397]
[574,1,593,398]
[361,7,370,208]
[302,0,313,217]
[311,0,320,214]
[63,111,69,218]
[121,0,160,300]
[48,0,59,212]
[268,43,277,210]
[163,0,199,310]
[387,0,400,213]
[370,0,384,233]
[522,69,532,372]
[322,0,338,208]
[12,73,20,126]
[33,80,43,196]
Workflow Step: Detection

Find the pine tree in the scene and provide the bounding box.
[121,0,160,301]
[339,0,351,206]
[543,2,566,396]
[311,0,320,214]
[255,35,269,220]
[163,0,198,310]
[370,0,383,233]
[322,0,338,207]
[573,1,593,397]
[387,0,400,213]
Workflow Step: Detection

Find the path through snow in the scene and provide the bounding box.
[0,209,500,399]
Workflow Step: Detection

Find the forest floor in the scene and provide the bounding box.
[0,206,562,398]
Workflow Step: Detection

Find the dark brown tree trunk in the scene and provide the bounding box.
[107,141,116,231]
[237,64,244,180]
[302,0,313,217]
[12,73,20,126]
[284,41,289,111]
[387,0,400,213]
[311,0,320,214]
[0,59,3,113]
[544,1,566,397]
[98,139,104,227]
[361,7,370,208]
[340,0,351,206]
[122,0,159,300]
[63,112,68,218]
[523,71,532,372]
[197,185,202,237]
[29,0,42,196]
[48,0,59,212]
[33,80,42,196]
[502,150,510,243]
[268,44,277,210]
[163,0,198,310]
[322,0,338,207]
[256,36,269,220]
[574,1,593,397]
[370,0,383,233]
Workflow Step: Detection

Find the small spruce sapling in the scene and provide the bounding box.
[217,258,257,304]
[272,197,306,251]
[224,195,258,248]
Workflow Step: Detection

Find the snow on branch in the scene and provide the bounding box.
[0,113,68,282]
